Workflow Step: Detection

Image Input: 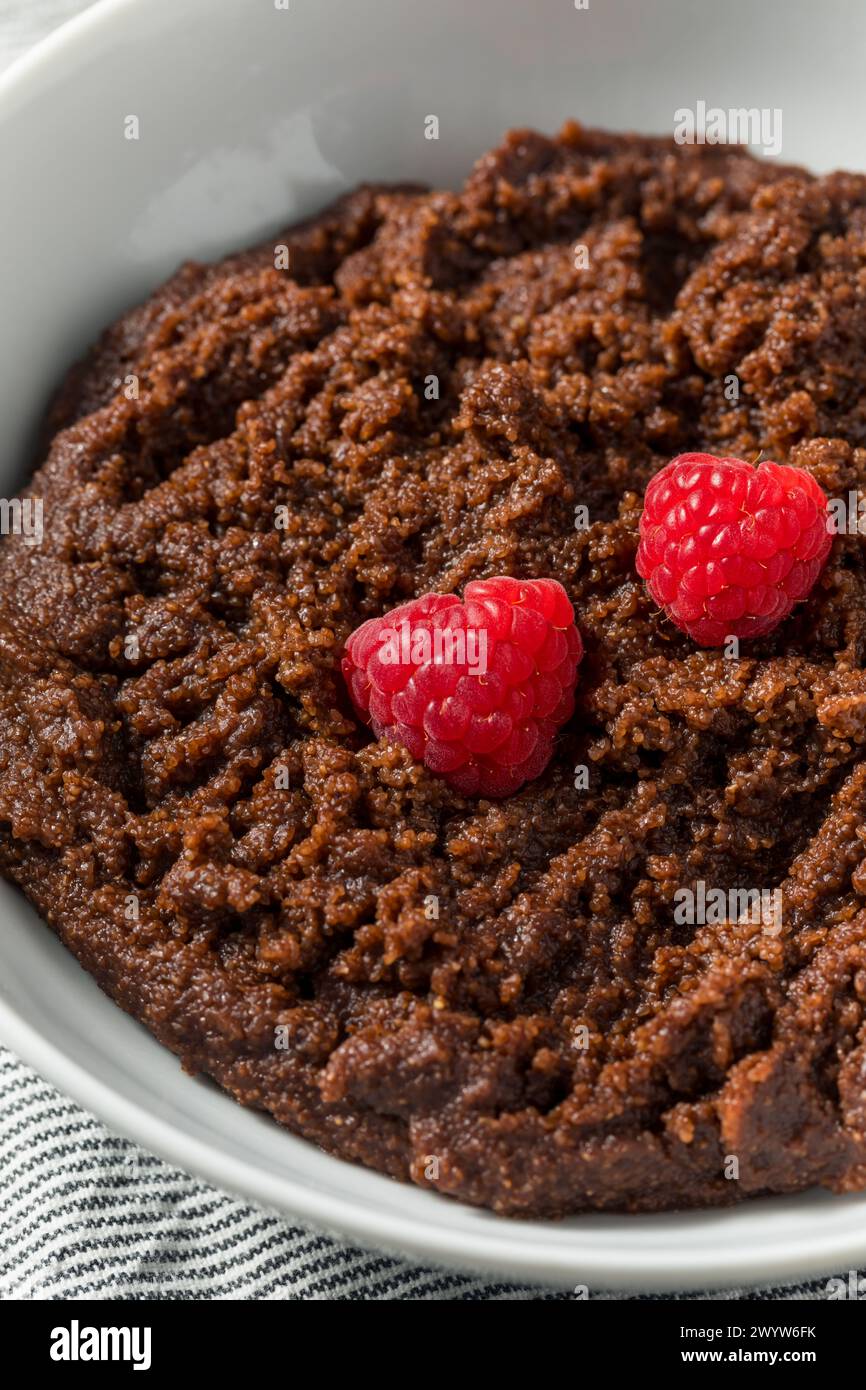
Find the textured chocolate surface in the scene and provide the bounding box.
[3,125,866,1216]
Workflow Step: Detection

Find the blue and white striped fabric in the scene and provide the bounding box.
[0,0,860,1304]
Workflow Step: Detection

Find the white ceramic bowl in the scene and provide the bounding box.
[2,0,866,1292]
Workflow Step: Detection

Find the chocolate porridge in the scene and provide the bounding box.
[3,124,866,1216]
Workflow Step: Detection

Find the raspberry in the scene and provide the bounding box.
[342,577,583,797]
[635,453,832,646]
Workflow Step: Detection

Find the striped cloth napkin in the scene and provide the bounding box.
[0,0,857,1302]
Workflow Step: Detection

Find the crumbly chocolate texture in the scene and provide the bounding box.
[4,123,866,1217]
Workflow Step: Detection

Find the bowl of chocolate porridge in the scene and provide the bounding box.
[2,0,866,1289]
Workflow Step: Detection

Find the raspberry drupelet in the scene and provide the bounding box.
[635,452,832,646]
[342,577,583,797]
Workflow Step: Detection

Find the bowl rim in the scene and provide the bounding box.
[0,0,140,97]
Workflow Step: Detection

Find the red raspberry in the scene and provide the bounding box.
[635,453,832,646]
[342,577,583,797]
